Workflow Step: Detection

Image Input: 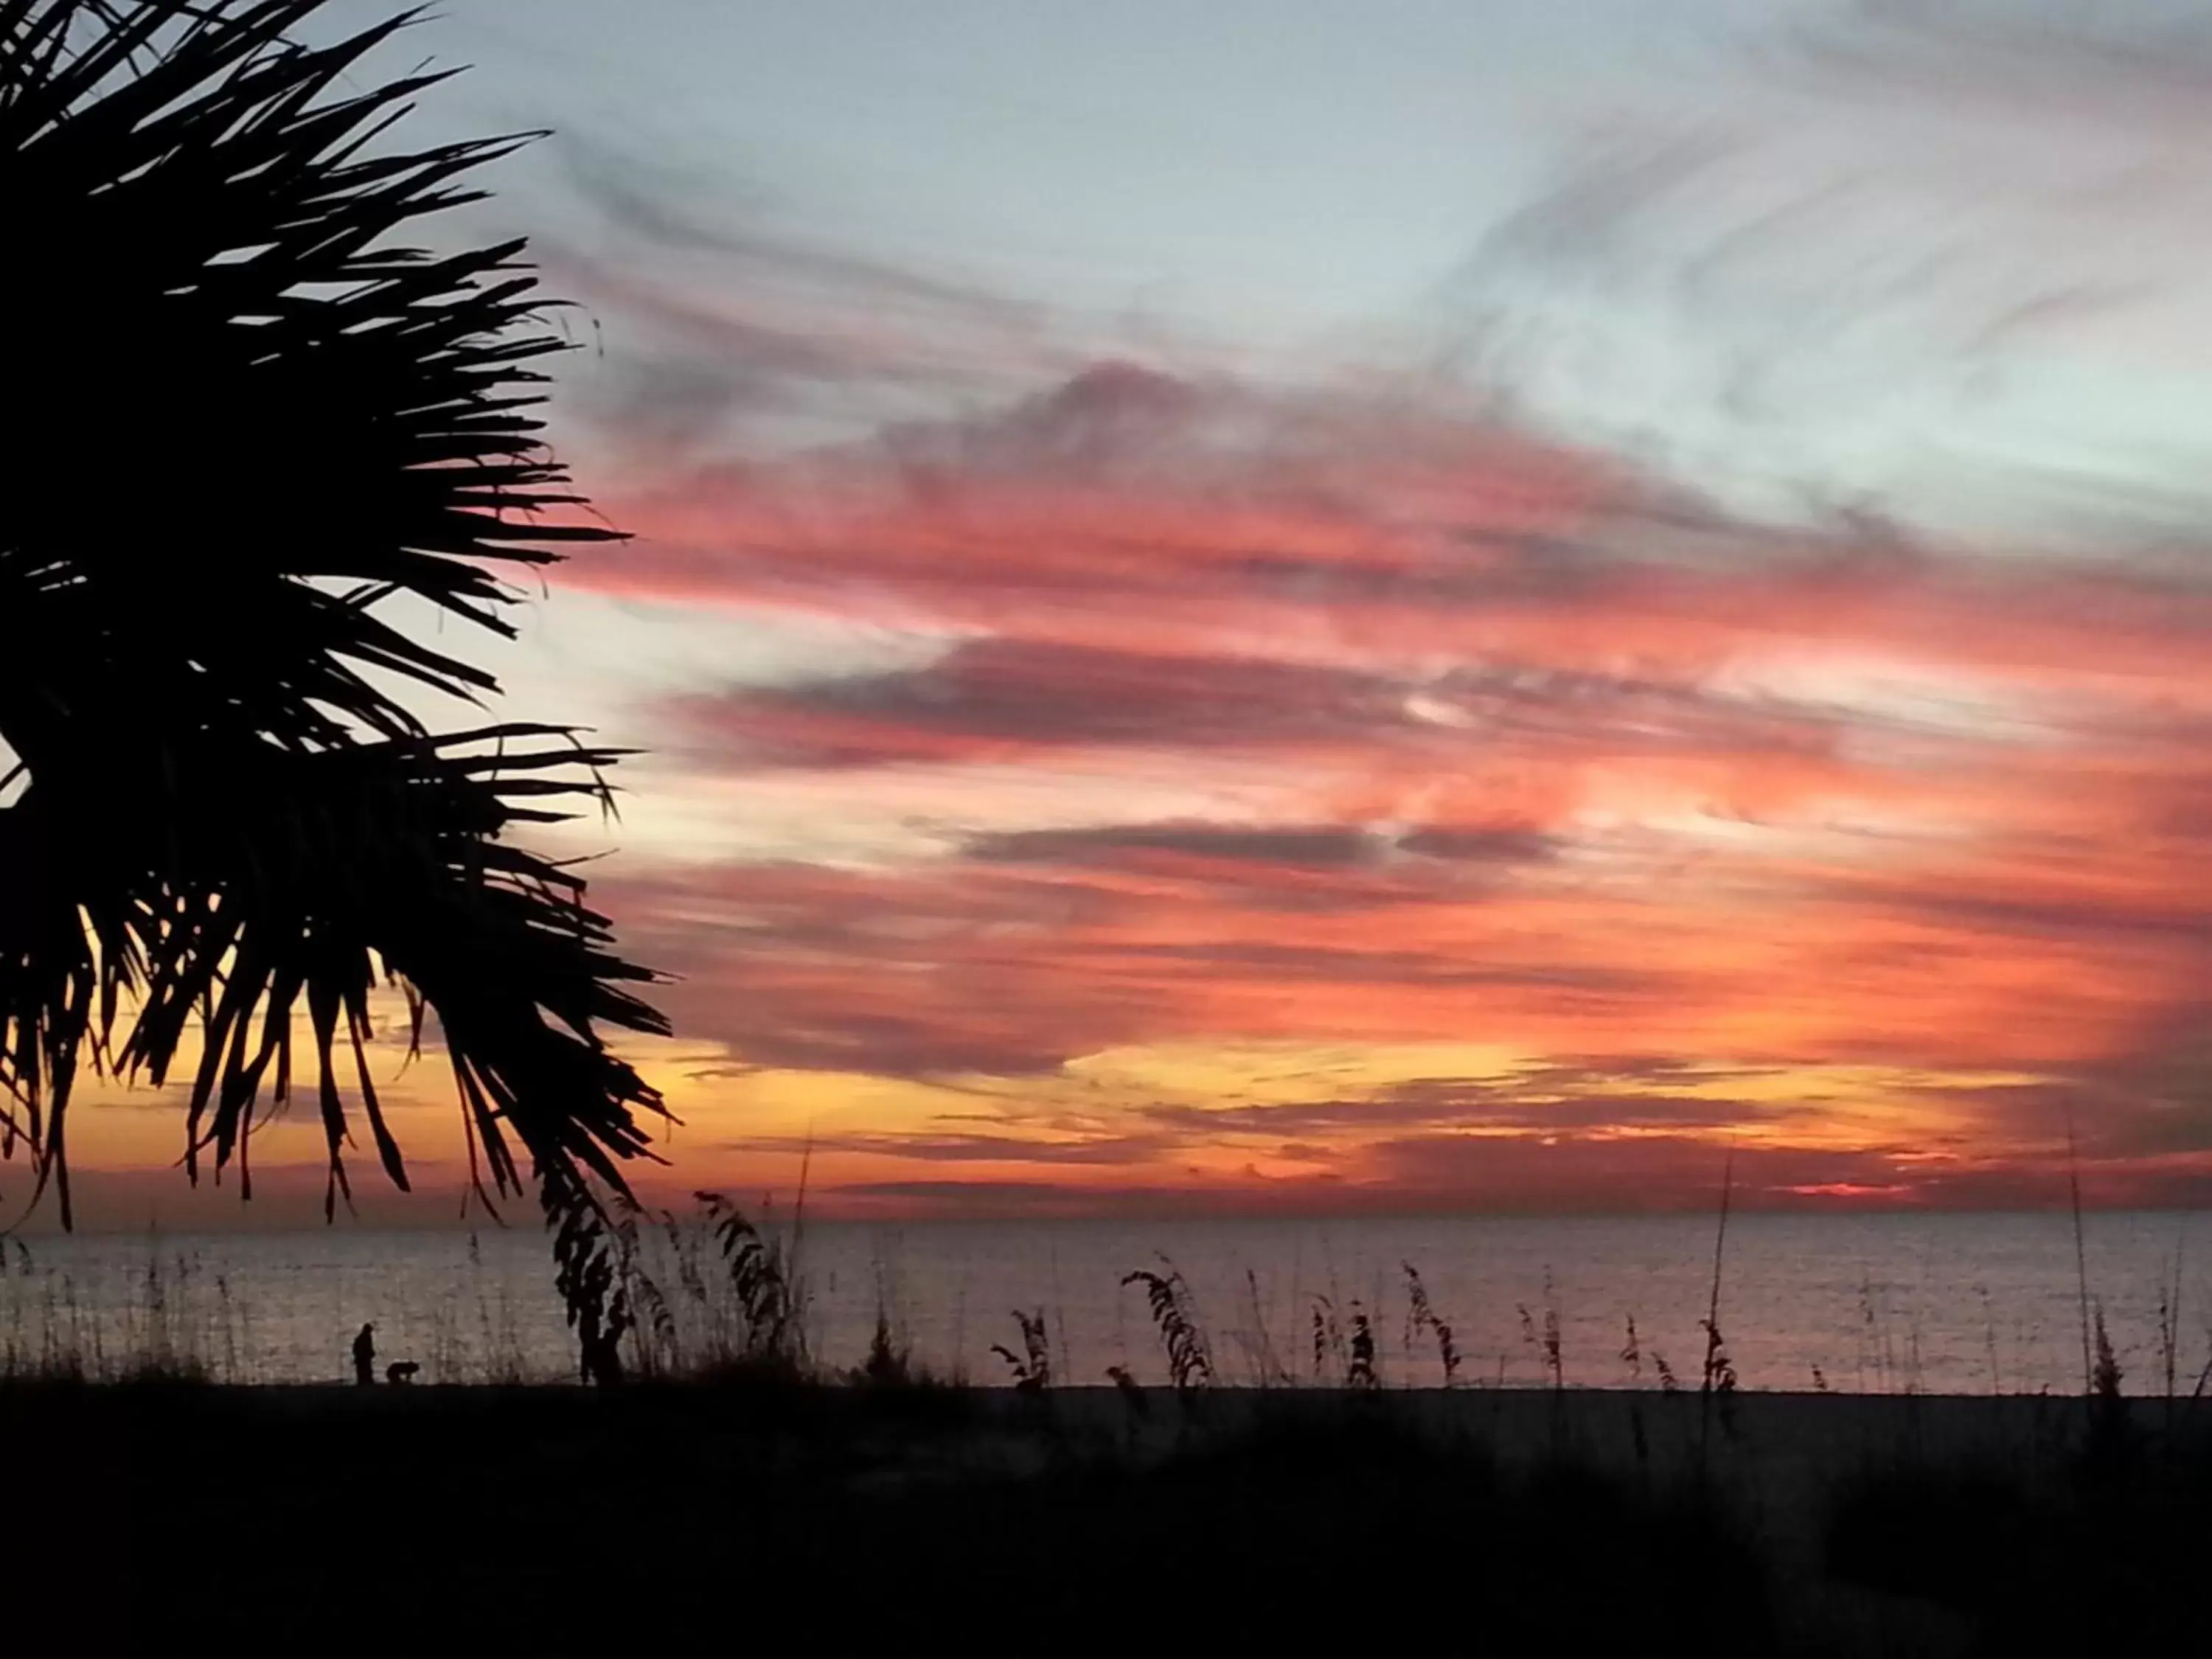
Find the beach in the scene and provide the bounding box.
[13,1380,2205,1655]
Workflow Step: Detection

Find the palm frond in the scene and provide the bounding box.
[0,1,668,1368]
[3,0,613,772]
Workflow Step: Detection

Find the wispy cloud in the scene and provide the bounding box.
[540,246,2212,1209]
[1429,0,2212,541]
[88,1,2212,1222]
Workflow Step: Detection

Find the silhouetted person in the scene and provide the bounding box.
[386,1361,419,1385]
[352,1322,375,1386]
[580,1300,631,1388]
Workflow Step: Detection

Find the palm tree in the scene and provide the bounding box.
[0,1,668,1371]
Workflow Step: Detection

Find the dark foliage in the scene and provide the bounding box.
[1827,1420,2212,1652]
[990,1308,1050,1391]
[1402,1259,1461,1385]
[695,1190,803,1373]
[13,1388,1778,1652]
[1123,1262,1212,1396]
[0,2,664,1357]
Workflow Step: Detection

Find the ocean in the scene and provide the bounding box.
[4,1211,2205,1394]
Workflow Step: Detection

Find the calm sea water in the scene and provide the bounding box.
[4,1212,2207,1394]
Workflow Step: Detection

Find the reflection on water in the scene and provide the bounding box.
[2,1211,2205,1393]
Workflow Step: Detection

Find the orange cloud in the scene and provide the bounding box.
[484,352,2212,1218]
[55,349,2212,1225]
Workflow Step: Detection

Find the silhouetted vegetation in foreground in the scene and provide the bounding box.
[1827,1413,2212,1652]
[9,1380,2210,1655]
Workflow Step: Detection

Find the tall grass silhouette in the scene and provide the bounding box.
[1402,1261,1461,1385]
[1124,1261,1213,1397]
[991,1310,1052,1391]
[5,1214,2211,1394]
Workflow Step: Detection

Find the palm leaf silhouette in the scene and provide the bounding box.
[0,1,669,1366]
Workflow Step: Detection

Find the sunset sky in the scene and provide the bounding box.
[48,0,2212,1225]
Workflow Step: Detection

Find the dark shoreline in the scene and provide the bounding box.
[12,1382,2210,1654]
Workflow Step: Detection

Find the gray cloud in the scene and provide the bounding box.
[554,138,1037,320]
[1426,0,2212,545]
[1850,880,2212,947]
[720,1130,1173,1168]
[827,1180,1107,1209]
[1784,1,2212,114]
[971,824,1382,869]
[664,624,1878,782]
[538,136,1070,458]
[671,638,1402,768]
[1138,1070,1781,1143]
